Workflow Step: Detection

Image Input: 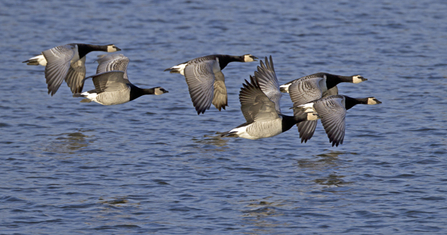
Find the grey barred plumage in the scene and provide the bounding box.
[294,95,382,146]
[222,56,318,140]
[73,54,168,105]
[279,72,368,143]
[165,54,258,114]
[23,43,121,95]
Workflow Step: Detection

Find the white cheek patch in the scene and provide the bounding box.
[154,88,167,95]
[368,98,380,105]
[244,55,255,62]
[307,113,319,120]
[107,45,117,52]
[352,75,366,84]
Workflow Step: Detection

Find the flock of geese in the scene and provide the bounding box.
[23,43,381,146]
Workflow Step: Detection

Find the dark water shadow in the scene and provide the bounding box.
[297,151,356,188]
[191,134,230,151]
[42,130,96,155]
[240,196,287,233]
[297,151,347,170]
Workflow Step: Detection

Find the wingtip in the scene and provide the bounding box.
[195,108,206,115]
[47,89,56,96]
[216,105,227,111]
[330,139,343,147]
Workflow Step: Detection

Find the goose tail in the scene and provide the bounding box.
[164,63,187,75]
[220,130,237,138]
[23,54,47,66]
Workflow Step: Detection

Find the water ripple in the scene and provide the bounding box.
[1,0,447,234]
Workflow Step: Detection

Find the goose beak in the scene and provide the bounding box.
[116,46,122,51]
[251,55,258,61]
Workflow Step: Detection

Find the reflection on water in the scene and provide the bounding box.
[314,172,351,187]
[297,151,346,170]
[192,134,230,150]
[3,0,447,233]
[92,196,145,229]
[99,196,130,206]
[43,130,94,155]
[316,151,349,158]
[241,196,285,233]
[297,151,353,187]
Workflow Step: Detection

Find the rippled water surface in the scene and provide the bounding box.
[1,0,447,234]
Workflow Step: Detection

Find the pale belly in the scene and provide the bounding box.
[230,119,283,140]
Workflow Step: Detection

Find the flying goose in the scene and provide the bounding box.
[294,95,382,146]
[280,72,368,143]
[73,54,168,105]
[279,73,367,93]
[23,43,121,96]
[221,56,318,140]
[164,54,258,114]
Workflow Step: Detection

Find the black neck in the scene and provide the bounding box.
[344,96,368,110]
[325,74,352,89]
[76,44,109,58]
[129,85,155,101]
[282,115,298,133]
[216,55,244,69]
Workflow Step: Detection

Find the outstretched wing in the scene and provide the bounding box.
[314,95,347,147]
[42,44,76,95]
[96,54,130,80]
[239,75,279,123]
[288,75,326,105]
[212,71,228,111]
[322,85,338,97]
[65,57,86,94]
[184,58,218,114]
[253,56,282,113]
[297,120,318,143]
[289,74,334,143]
[90,71,129,94]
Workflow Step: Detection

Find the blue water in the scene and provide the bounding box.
[1,0,447,234]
